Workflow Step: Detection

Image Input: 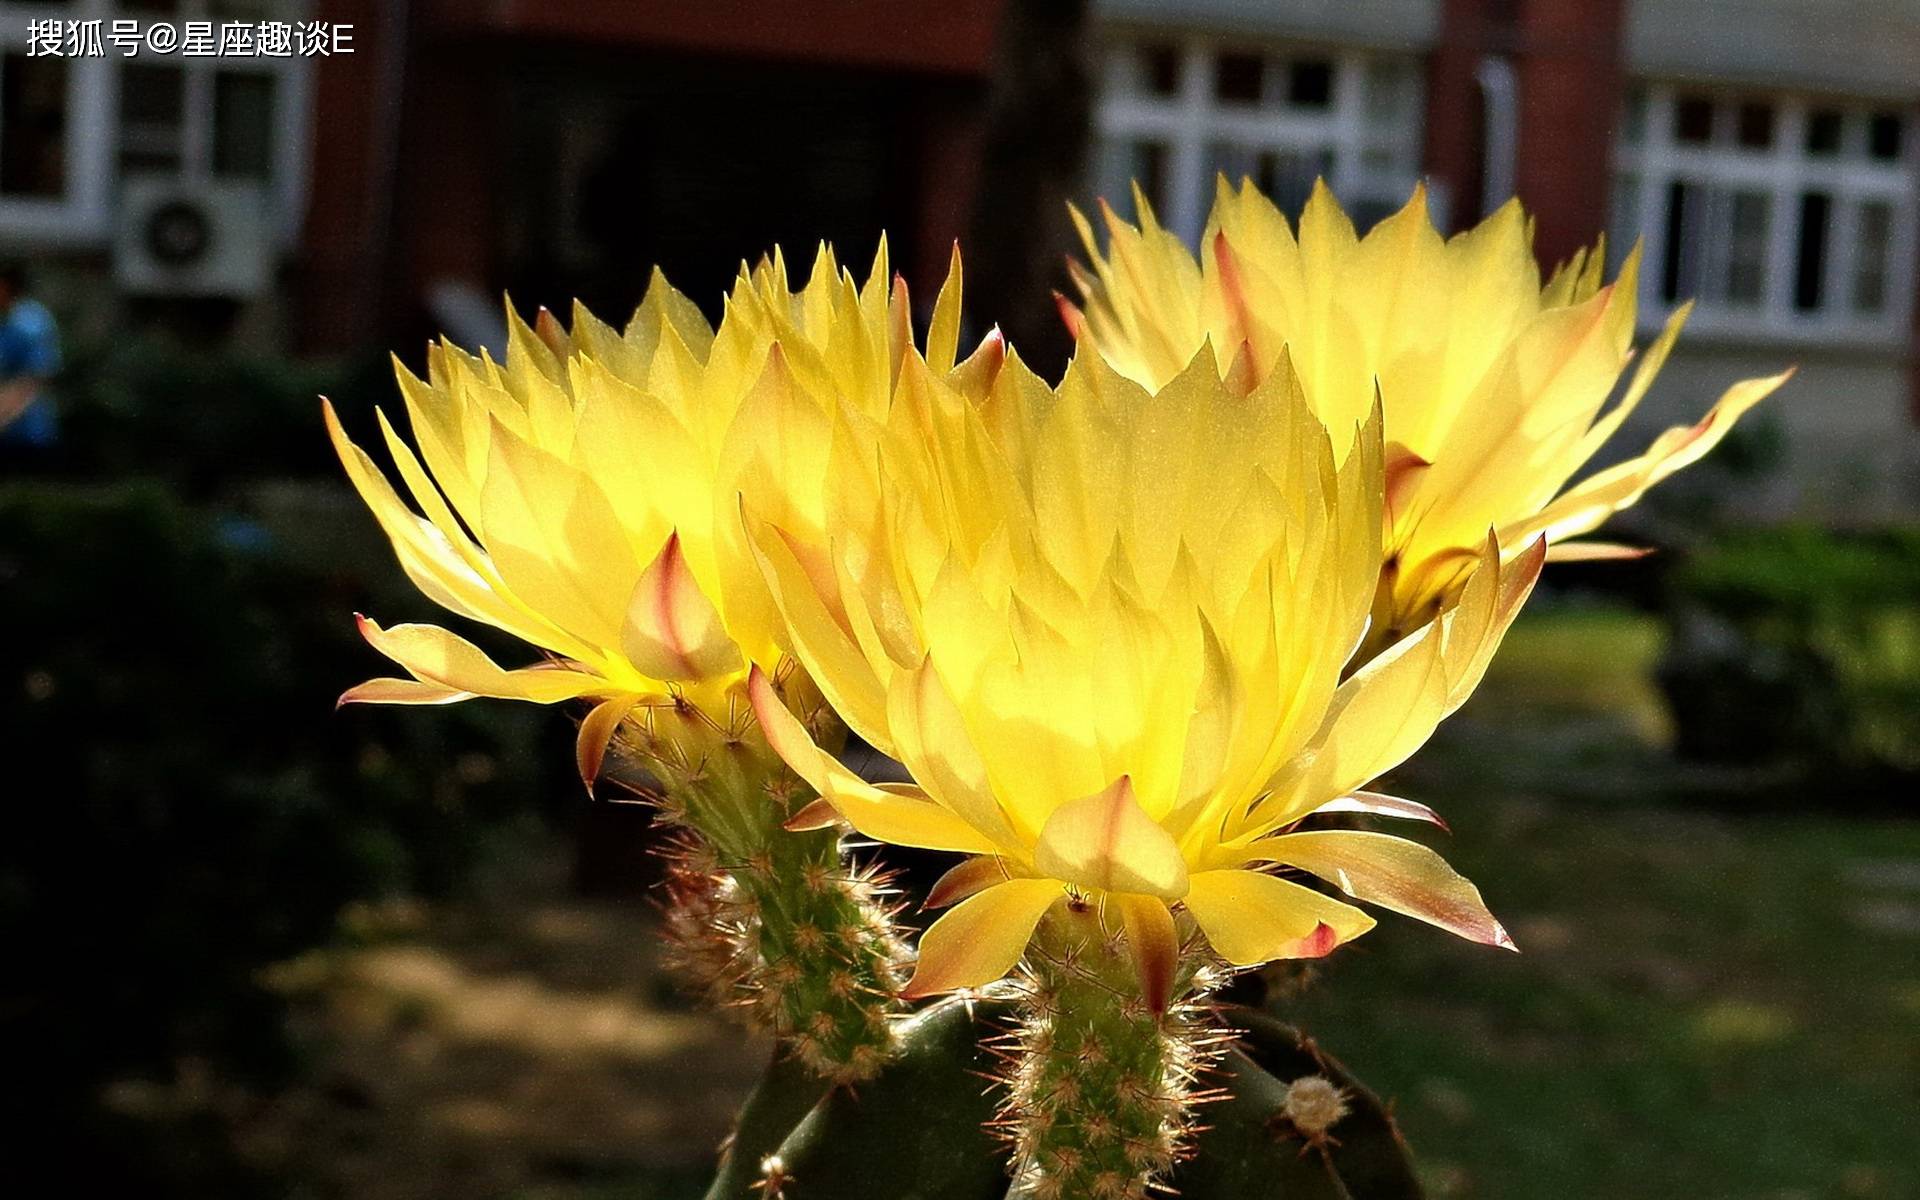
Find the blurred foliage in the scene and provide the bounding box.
[36,334,392,494]
[1658,524,1920,788]
[0,479,557,1192]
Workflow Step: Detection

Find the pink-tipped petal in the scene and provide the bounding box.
[902,878,1062,999]
[783,797,842,832]
[1116,894,1179,1014]
[1544,541,1654,564]
[927,856,1013,909]
[575,695,636,793]
[1309,790,1451,832]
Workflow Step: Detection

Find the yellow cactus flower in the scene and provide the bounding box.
[1062,179,1791,650]
[747,337,1543,1011]
[326,240,975,780]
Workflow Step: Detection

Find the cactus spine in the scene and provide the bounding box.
[1001,898,1223,1200]
[620,674,908,1084]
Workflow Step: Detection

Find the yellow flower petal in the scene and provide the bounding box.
[1114,893,1179,1014]
[902,878,1063,998]
[354,615,606,704]
[1181,868,1375,966]
[619,531,743,682]
[1031,776,1190,901]
[747,667,999,854]
[1245,830,1515,950]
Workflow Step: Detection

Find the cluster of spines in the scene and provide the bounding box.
[615,688,910,1085]
[994,901,1228,1200]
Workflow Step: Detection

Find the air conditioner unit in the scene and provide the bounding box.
[113,176,273,298]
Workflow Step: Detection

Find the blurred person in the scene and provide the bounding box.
[0,261,63,463]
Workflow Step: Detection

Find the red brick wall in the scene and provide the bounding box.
[415,0,1008,77]
[295,0,392,352]
[1514,0,1628,269]
[1424,0,1627,268]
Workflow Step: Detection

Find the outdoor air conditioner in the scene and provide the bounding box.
[113,176,273,298]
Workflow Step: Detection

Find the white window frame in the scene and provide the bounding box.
[1614,82,1920,346]
[0,0,315,248]
[1094,33,1425,246]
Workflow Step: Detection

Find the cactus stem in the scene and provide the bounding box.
[620,679,910,1084]
[999,898,1223,1199]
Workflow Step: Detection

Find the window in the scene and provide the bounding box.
[1092,37,1424,245]
[1614,85,1918,342]
[0,0,313,246]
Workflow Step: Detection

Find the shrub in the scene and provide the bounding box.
[1658,525,1920,792]
[0,480,556,1190]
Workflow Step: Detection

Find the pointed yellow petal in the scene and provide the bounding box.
[926,242,964,375]
[1182,868,1375,966]
[902,878,1062,998]
[1115,893,1179,1014]
[355,615,605,703]
[1544,541,1652,564]
[619,531,743,682]
[576,695,637,791]
[1307,790,1450,831]
[747,667,998,854]
[927,855,1017,909]
[337,676,471,708]
[1032,776,1190,901]
[1247,830,1514,950]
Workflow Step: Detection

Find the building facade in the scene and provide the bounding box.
[0,0,1005,355]
[1,0,1914,515]
[1090,0,1920,518]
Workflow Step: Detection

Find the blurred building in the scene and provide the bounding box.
[0,0,1005,353]
[1090,0,1920,516]
[2,0,1916,514]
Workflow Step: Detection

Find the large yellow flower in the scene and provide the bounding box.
[748,338,1544,1010]
[326,242,974,778]
[1063,179,1790,649]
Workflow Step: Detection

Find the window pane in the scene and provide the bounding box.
[1736,101,1774,150]
[1621,87,1647,144]
[1806,109,1844,155]
[1794,192,1831,311]
[1365,59,1414,124]
[1287,60,1332,109]
[0,53,68,199]
[1661,180,1705,302]
[1724,190,1769,306]
[1214,52,1263,105]
[119,62,185,173]
[214,72,275,180]
[1674,95,1714,144]
[1868,112,1903,161]
[1853,200,1893,313]
[1105,43,1180,99]
[1609,173,1640,273]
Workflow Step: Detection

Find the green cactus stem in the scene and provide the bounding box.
[1174,1006,1425,1199]
[704,1048,830,1200]
[734,997,1014,1200]
[1000,898,1223,1200]
[617,677,909,1085]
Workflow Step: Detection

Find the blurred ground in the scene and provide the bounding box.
[101,603,1920,1200]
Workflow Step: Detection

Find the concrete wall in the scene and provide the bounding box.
[1636,341,1920,521]
[1095,0,1442,50]
[1627,0,1920,100]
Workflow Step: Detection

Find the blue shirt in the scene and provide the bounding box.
[0,298,62,446]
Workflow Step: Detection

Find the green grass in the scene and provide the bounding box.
[1277,603,1920,1200]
